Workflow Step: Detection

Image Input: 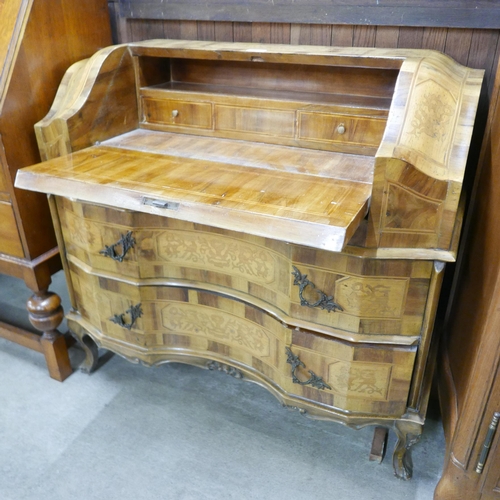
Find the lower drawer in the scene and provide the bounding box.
[70,264,417,417]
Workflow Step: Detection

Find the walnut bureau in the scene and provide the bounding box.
[15,40,483,478]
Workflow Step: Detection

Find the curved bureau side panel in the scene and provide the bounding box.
[35,44,138,160]
[371,54,483,252]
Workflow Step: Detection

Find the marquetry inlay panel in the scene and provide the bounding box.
[400,79,457,171]
[161,302,271,358]
[155,229,278,285]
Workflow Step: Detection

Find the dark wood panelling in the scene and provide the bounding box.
[233,22,252,43]
[117,1,500,29]
[353,25,377,47]
[108,13,500,103]
[251,23,271,44]
[374,26,399,48]
[444,28,473,66]
[421,27,447,51]
[397,27,424,49]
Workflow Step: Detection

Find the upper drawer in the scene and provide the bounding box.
[57,198,432,343]
[142,97,212,129]
[298,112,385,148]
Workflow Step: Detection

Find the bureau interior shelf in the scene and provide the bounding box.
[135,56,399,101]
[142,82,394,112]
[18,129,374,252]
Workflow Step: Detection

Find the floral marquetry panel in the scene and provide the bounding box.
[160,302,271,359]
[154,230,280,286]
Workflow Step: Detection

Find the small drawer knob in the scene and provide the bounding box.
[336,123,346,135]
[172,109,179,118]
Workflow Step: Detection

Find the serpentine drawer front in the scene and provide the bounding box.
[58,198,432,343]
[68,262,416,416]
[15,40,483,479]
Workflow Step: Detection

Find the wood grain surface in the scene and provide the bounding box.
[16,39,482,476]
[21,132,373,252]
[116,1,500,30]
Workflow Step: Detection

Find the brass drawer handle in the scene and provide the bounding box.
[285,346,331,391]
[476,412,500,473]
[291,266,343,313]
[100,231,135,262]
[110,303,143,330]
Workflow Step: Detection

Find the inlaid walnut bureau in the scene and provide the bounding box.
[15,40,482,479]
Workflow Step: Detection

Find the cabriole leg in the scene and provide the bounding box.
[392,420,423,480]
[27,289,72,382]
[69,322,99,374]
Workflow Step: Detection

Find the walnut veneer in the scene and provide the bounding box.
[0,0,111,380]
[15,40,482,477]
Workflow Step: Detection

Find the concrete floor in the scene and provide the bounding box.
[0,271,444,500]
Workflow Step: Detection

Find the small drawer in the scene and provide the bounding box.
[142,97,213,129]
[298,111,385,147]
[215,104,295,138]
[0,201,23,257]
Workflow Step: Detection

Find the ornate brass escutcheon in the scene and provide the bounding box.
[291,266,343,312]
[285,346,331,391]
[100,231,135,262]
[110,303,143,330]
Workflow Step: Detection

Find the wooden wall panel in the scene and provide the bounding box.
[108,13,500,102]
[115,1,500,29]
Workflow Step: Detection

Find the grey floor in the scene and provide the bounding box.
[0,271,444,500]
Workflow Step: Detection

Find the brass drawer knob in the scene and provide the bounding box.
[337,123,346,134]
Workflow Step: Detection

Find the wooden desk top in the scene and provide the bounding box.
[17,129,374,251]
